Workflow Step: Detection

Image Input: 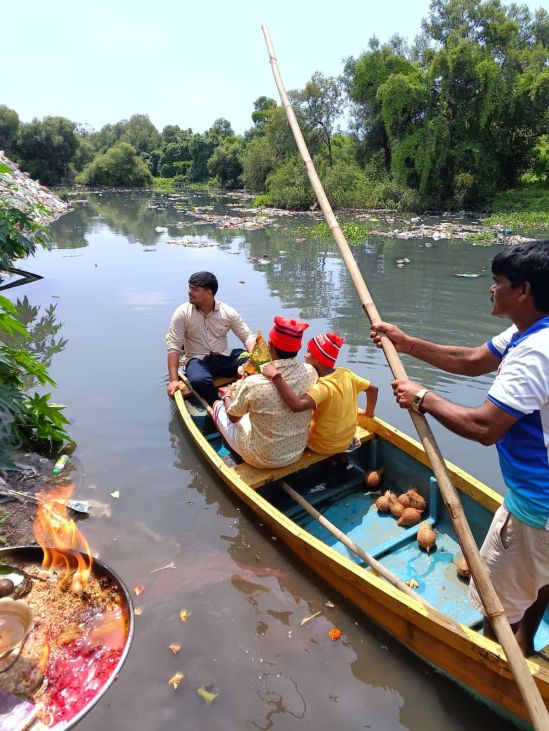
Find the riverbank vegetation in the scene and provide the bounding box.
[1,0,547,217]
[0,167,69,465]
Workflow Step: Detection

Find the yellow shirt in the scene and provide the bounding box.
[307,368,370,454]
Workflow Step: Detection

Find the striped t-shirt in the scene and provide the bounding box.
[487,316,549,529]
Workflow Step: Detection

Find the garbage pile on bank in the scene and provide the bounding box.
[0,153,68,225]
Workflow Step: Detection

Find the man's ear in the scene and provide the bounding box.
[519,281,531,300]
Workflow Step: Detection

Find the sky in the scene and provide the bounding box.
[2,0,546,136]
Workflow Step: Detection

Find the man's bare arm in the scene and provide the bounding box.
[392,379,518,445]
[370,322,500,376]
[167,351,183,398]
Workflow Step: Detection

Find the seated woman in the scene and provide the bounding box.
[262,332,378,455]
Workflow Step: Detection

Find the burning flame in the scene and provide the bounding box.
[34,485,93,589]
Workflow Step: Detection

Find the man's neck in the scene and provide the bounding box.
[514,311,549,334]
[196,300,215,315]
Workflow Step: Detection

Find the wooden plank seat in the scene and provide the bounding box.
[177,374,374,490]
[232,426,374,490]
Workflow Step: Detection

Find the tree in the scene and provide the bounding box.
[0,106,20,154]
[241,136,277,192]
[17,116,78,184]
[77,141,152,187]
[251,96,277,129]
[208,137,244,188]
[290,72,345,165]
[345,0,549,207]
[208,118,234,142]
[119,114,160,157]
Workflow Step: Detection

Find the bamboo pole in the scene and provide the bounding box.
[280,481,436,609]
[261,25,548,729]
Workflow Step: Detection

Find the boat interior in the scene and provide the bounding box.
[182,387,549,657]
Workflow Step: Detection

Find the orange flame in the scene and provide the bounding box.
[34,485,93,588]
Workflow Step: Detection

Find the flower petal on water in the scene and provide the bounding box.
[168,672,184,689]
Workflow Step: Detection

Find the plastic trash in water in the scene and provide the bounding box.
[52,454,69,475]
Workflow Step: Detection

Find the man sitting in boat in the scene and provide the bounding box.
[370,240,549,656]
[262,332,378,455]
[212,316,317,469]
[166,271,256,406]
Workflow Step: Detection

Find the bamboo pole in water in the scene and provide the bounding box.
[261,25,549,730]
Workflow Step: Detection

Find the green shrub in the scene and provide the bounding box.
[266,156,314,210]
[77,141,152,187]
[252,194,271,207]
[0,202,69,463]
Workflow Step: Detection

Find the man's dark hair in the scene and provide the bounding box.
[270,344,299,360]
[188,271,218,295]
[491,240,549,312]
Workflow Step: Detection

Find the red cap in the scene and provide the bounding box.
[269,315,309,353]
[308,332,344,367]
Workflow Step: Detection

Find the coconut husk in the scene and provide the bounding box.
[417,522,437,552]
[397,507,422,527]
[406,489,427,512]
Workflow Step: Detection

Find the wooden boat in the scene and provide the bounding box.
[174,383,549,726]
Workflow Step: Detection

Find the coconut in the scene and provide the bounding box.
[417,522,437,552]
[397,493,410,508]
[376,490,394,513]
[406,488,427,512]
[397,507,422,527]
[364,466,384,489]
[456,555,471,580]
[387,492,404,518]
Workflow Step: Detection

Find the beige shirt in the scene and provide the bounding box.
[227,359,317,469]
[166,300,254,360]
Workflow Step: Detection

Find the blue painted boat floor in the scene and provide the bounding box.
[186,398,549,654]
[297,490,482,627]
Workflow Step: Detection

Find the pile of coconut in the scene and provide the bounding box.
[368,470,436,553]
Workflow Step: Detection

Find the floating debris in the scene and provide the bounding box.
[150,561,176,574]
[300,611,321,626]
[197,684,219,704]
[165,237,218,248]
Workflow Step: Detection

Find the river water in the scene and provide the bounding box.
[11,191,520,730]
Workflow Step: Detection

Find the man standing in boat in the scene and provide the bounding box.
[370,240,549,656]
[166,271,256,405]
[213,316,318,469]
